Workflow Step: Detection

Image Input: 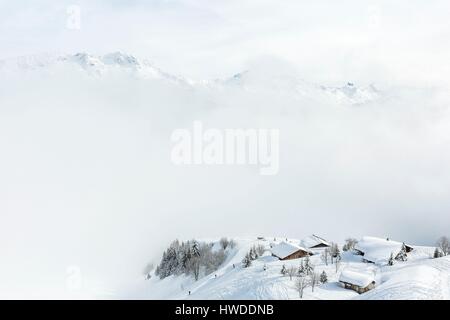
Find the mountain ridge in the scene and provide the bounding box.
[0,51,380,105]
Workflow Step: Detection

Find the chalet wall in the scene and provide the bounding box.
[281,250,310,260]
[341,281,375,294]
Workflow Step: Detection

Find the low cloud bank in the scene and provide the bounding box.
[1,60,449,297]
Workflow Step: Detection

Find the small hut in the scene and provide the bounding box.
[354,236,414,264]
[339,269,375,294]
[301,234,331,249]
[271,242,313,260]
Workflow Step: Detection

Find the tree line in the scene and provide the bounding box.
[155,238,234,281]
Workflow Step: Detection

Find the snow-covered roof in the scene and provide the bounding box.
[339,269,375,288]
[301,234,331,248]
[355,236,411,264]
[271,242,312,259]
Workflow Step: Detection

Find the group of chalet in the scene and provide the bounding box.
[268,235,414,294]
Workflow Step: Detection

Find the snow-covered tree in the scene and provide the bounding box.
[255,244,265,257]
[295,276,309,299]
[335,258,341,273]
[191,241,201,257]
[287,266,297,280]
[155,241,180,279]
[219,237,230,250]
[296,259,304,276]
[181,241,194,274]
[242,253,252,268]
[436,236,449,256]
[330,243,341,260]
[343,238,358,251]
[309,272,319,292]
[249,247,258,260]
[156,239,227,280]
[395,243,408,262]
[142,262,154,276]
[202,247,226,275]
[281,264,287,276]
[188,256,201,281]
[434,247,444,259]
[388,252,395,266]
[321,248,330,266]
[329,243,341,264]
[304,256,314,275]
[320,271,328,284]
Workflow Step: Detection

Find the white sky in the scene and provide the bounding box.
[1,0,450,84]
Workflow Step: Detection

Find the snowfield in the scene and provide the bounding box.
[131,237,450,300]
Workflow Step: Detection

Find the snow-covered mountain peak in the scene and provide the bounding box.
[322,82,380,105]
[102,51,140,67]
[62,52,144,73]
[0,52,381,105]
[62,52,106,73]
[219,70,380,105]
[0,52,191,84]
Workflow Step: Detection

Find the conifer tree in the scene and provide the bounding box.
[320,270,328,284]
[304,256,314,275]
[242,253,252,268]
[388,252,395,266]
[297,260,305,276]
[395,243,408,262]
[281,264,287,276]
[434,247,443,258]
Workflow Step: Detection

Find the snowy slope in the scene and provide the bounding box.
[132,237,449,300]
[358,254,450,300]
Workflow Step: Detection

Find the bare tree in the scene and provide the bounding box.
[321,248,330,266]
[287,266,297,281]
[343,238,358,251]
[330,243,341,263]
[436,236,450,256]
[188,256,201,281]
[142,262,154,276]
[294,276,309,299]
[219,237,230,250]
[309,272,319,292]
[335,256,341,274]
[255,244,266,257]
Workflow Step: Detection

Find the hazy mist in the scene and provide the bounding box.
[1,0,450,298]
